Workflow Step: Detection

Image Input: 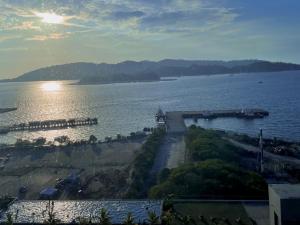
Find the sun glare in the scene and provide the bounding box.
[41,82,61,92]
[35,12,64,24]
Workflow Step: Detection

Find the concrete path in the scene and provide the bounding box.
[243,202,269,225]
[151,134,186,175]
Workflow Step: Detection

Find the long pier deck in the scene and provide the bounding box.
[165,109,269,133]
[0,117,98,134]
[0,108,17,114]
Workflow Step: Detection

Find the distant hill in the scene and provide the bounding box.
[2,59,300,84]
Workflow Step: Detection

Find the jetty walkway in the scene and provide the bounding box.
[0,108,17,114]
[165,109,269,133]
[0,117,98,134]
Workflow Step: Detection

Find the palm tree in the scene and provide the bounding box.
[89,135,97,144]
[123,212,135,225]
[5,213,13,225]
[76,217,90,225]
[147,211,160,225]
[43,200,60,225]
[161,210,174,225]
[163,194,174,211]
[180,215,195,225]
[99,208,111,225]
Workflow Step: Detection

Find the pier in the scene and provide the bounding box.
[160,109,269,133]
[0,117,98,134]
[0,107,17,114]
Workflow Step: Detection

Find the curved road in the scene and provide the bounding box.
[227,138,300,166]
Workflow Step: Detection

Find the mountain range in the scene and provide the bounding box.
[2,59,300,84]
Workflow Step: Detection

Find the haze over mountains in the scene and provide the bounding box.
[2,59,300,84]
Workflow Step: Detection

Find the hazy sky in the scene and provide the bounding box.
[0,0,300,78]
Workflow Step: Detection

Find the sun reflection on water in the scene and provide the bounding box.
[41,82,62,92]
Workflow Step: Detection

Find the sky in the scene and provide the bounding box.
[0,0,300,78]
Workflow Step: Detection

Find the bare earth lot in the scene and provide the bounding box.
[0,140,144,199]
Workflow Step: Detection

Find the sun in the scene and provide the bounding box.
[35,12,64,24]
[41,82,61,92]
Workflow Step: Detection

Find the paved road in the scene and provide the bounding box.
[150,134,185,175]
[227,138,300,166]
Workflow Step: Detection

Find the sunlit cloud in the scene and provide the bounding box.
[1,0,300,78]
[26,33,68,41]
[10,21,40,30]
[34,12,65,24]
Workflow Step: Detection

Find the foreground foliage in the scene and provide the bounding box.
[150,126,267,199]
[127,128,166,198]
[149,159,267,198]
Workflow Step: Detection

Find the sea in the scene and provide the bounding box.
[0,70,299,144]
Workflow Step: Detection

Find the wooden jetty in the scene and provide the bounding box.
[0,117,98,134]
[159,109,269,133]
[0,107,17,114]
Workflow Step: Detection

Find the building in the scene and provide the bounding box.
[155,108,166,129]
[39,187,58,200]
[269,184,300,225]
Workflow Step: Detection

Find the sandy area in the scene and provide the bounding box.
[0,140,144,199]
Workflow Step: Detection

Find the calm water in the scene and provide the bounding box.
[0,71,300,143]
[0,200,162,224]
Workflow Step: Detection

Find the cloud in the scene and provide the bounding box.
[0,34,21,42]
[0,0,239,37]
[26,33,68,41]
[0,47,28,51]
[109,10,145,20]
[9,21,40,30]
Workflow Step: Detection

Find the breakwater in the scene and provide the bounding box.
[165,109,269,133]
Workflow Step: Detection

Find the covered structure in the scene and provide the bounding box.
[39,187,58,200]
[269,184,300,225]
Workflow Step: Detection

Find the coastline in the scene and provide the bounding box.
[73,78,177,85]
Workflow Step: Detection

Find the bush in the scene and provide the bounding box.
[149,159,267,199]
[185,127,242,163]
[127,128,166,198]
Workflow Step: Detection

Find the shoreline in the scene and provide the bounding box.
[1,69,299,84]
[72,78,177,86]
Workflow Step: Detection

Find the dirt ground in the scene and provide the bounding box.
[0,140,144,199]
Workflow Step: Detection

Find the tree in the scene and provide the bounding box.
[15,139,31,147]
[54,136,70,145]
[123,212,135,225]
[43,200,60,225]
[162,194,174,211]
[158,168,171,183]
[35,137,47,146]
[76,217,91,225]
[89,135,97,144]
[161,210,174,225]
[5,213,14,225]
[99,208,111,225]
[179,215,195,225]
[147,211,160,225]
